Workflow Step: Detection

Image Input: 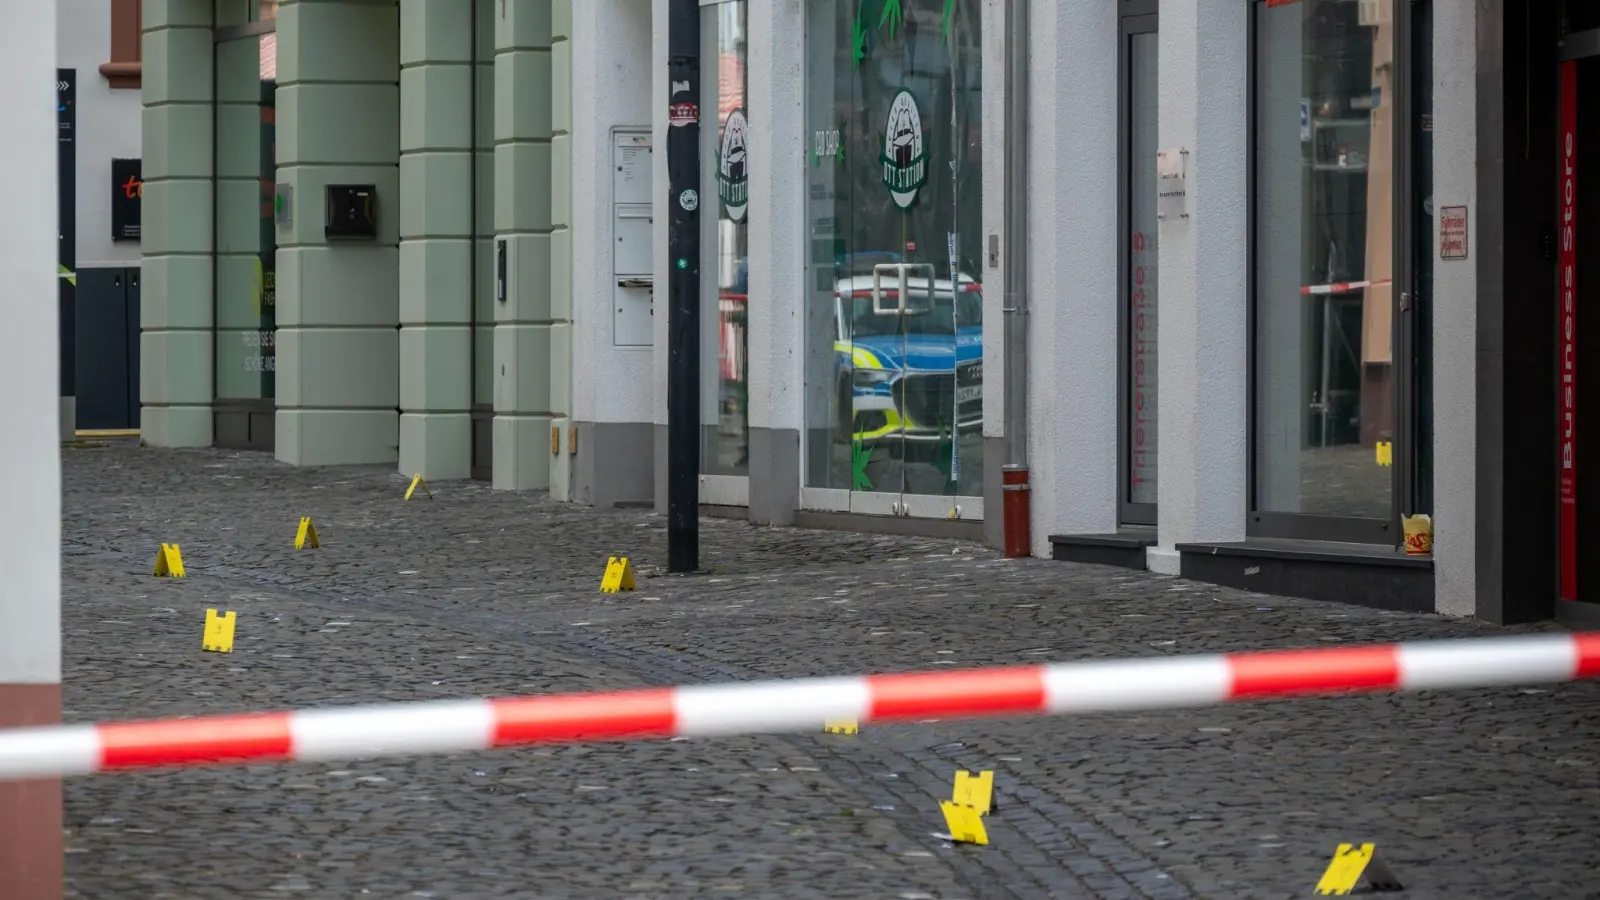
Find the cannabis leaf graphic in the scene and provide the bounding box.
[879,0,904,42]
[851,438,873,491]
[852,3,870,68]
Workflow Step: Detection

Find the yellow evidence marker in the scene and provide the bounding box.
[939,800,989,845]
[153,543,186,578]
[823,720,859,734]
[1314,843,1403,895]
[952,769,995,815]
[1375,441,1394,467]
[294,517,320,550]
[202,609,237,653]
[600,556,637,592]
[404,473,433,501]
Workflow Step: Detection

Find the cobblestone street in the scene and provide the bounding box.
[57,441,1600,899]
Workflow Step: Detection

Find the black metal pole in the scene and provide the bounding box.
[666,0,701,573]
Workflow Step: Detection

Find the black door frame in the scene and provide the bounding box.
[1116,0,1158,527]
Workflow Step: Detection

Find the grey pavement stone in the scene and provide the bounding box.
[52,441,1600,898]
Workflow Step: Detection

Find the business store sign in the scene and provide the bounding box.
[1558,61,1578,602]
[112,158,141,241]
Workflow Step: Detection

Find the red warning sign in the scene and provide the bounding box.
[669,102,698,128]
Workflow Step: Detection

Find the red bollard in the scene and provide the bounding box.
[1001,464,1031,558]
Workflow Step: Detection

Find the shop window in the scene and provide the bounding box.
[101,0,141,89]
[801,0,984,510]
[1252,0,1401,537]
[701,0,750,478]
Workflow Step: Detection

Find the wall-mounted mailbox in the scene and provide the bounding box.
[325,184,377,238]
[611,128,654,348]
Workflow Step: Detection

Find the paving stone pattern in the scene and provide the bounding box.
[58,441,1600,899]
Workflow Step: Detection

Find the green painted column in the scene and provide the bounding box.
[548,0,573,499]
[274,0,401,466]
[492,0,562,490]
[397,0,474,478]
[140,0,215,447]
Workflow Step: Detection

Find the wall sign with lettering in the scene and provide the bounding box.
[112,157,141,241]
[1438,205,1467,260]
[1156,148,1189,221]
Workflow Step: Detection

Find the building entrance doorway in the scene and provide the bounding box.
[1119,2,1158,526]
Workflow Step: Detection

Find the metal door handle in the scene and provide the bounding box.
[871,263,937,316]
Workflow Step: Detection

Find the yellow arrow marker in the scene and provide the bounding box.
[823,720,859,735]
[202,609,236,653]
[952,769,995,815]
[294,517,320,550]
[153,543,186,578]
[1314,843,1403,895]
[600,556,636,593]
[404,473,433,501]
[939,800,989,845]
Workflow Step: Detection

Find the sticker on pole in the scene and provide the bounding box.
[669,102,698,127]
[679,189,699,212]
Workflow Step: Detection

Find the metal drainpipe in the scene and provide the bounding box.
[468,0,479,421]
[1001,0,1032,557]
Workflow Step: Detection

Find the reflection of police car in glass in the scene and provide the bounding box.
[831,253,982,449]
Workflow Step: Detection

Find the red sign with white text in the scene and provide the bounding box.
[1559,61,1578,602]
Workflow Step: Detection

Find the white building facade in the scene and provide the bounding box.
[135,0,1600,626]
[568,0,1471,616]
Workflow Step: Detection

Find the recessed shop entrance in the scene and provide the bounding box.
[1554,26,1600,620]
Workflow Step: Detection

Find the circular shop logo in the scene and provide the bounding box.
[717,109,749,223]
[880,89,928,210]
[679,189,699,212]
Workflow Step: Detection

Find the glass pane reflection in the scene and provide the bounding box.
[1127,31,1158,506]
[700,1,750,477]
[1253,0,1394,520]
[214,33,277,401]
[802,0,985,499]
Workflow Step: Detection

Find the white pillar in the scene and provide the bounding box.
[567,0,654,507]
[1151,0,1250,572]
[0,0,64,893]
[1027,0,1121,553]
[745,0,805,524]
[1432,0,1477,615]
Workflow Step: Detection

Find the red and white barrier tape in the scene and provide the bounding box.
[1300,277,1393,296]
[3,633,1596,781]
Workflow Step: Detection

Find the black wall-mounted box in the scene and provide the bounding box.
[325,184,377,238]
